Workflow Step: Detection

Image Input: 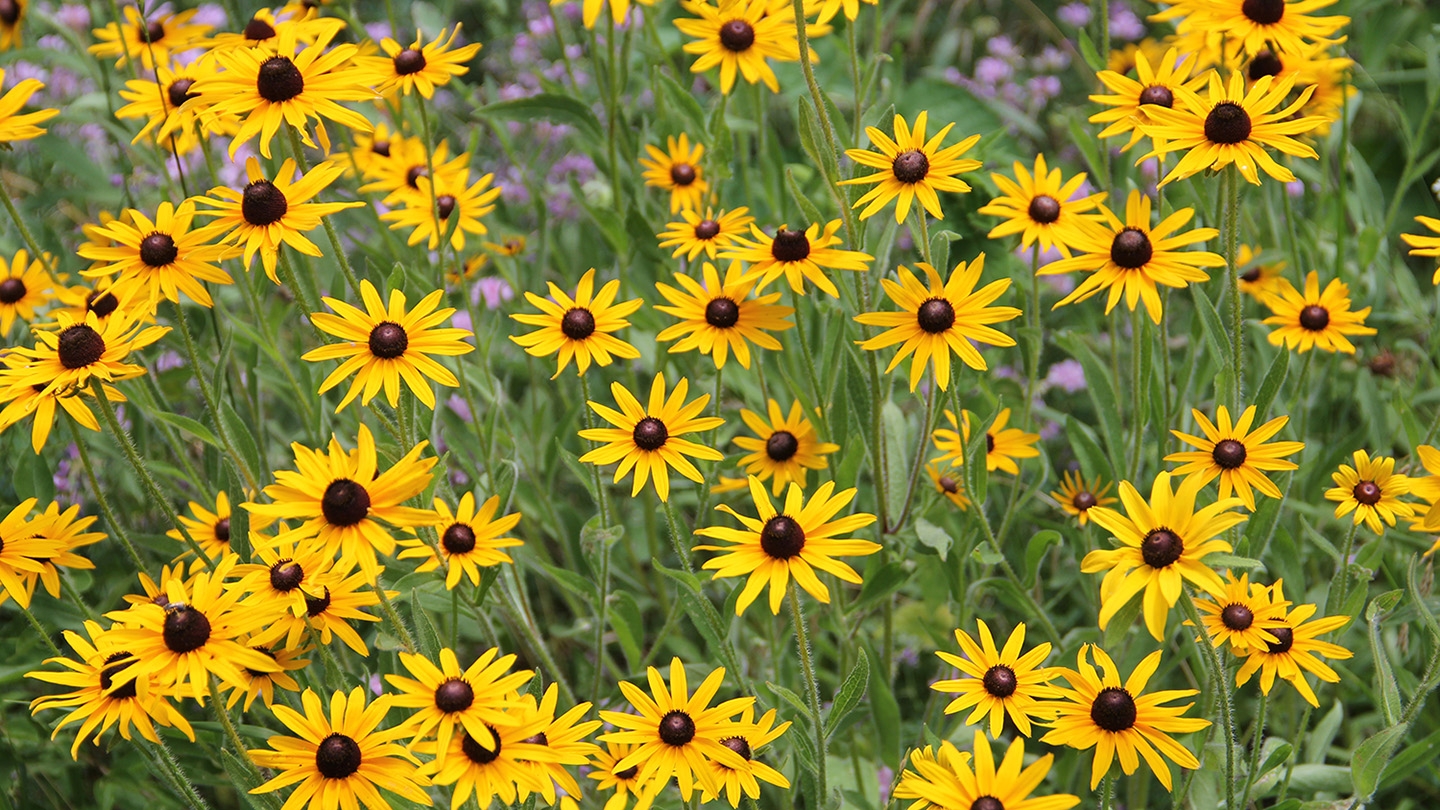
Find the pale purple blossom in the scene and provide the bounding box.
[1046,359,1087,392]
[474,277,515,309]
[986,36,1020,60]
[975,56,1013,85]
[1110,7,1146,41]
[55,4,91,30]
[1057,3,1092,27]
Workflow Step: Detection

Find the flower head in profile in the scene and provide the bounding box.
[1166,405,1304,511]
[1234,580,1353,707]
[397,493,524,589]
[855,255,1020,390]
[840,112,982,223]
[1235,244,1289,303]
[1191,572,1291,652]
[359,25,481,97]
[675,0,802,94]
[1082,471,1247,640]
[732,399,838,496]
[694,476,879,614]
[88,6,211,70]
[511,268,643,378]
[895,732,1079,810]
[978,154,1106,258]
[510,684,603,810]
[1263,271,1374,354]
[0,375,124,455]
[1401,215,1440,284]
[640,134,710,213]
[1052,470,1116,526]
[721,219,872,297]
[932,408,1040,475]
[658,206,755,260]
[167,491,235,572]
[0,248,55,335]
[0,501,102,607]
[1041,645,1209,790]
[77,201,233,312]
[224,644,309,712]
[579,374,724,502]
[0,498,68,608]
[1324,449,1413,534]
[0,67,58,143]
[931,620,1059,738]
[654,260,794,370]
[927,463,971,510]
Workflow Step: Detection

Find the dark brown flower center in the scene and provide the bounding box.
[436,194,457,220]
[917,298,955,334]
[1248,50,1284,81]
[1265,625,1294,654]
[435,678,475,713]
[393,48,427,75]
[520,732,549,746]
[1090,687,1138,732]
[99,652,140,700]
[986,433,996,453]
[1212,439,1248,469]
[771,228,810,263]
[938,475,960,494]
[162,605,212,653]
[0,277,25,304]
[892,150,930,184]
[57,324,107,369]
[241,180,289,226]
[243,15,277,41]
[305,586,332,617]
[1028,195,1061,224]
[561,308,596,340]
[615,765,639,780]
[1141,528,1184,568]
[632,416,668,451]
[315,733,362,779]
[1221,603,1255,630]
[321,479,371,526]
[371,139,392,157]
[443,523,477,554]
[139,233,178,267]
[971,798,1004,810]
[269,560,304,592]
[1353,480,1382,505]
[1241,0,1285,25]
[244,646,279,677]
[759,515,805,559]
[1298,305,1330,331]
[87,290,120,317]
[256,56,305,103]
[721,736,753,761]
[368,322,409,358]
[982,665,1017,697]
[461,728,503,764]
[694,219,721,240]
[1138,85,1175,107]
[141,20,165,44]
[167,78,197,109]
[1369,351,1397,377]
[704,297,740,328]
[0,0,19,25]
[670,163,697,186]
[719,20,755,52]
[1204,102,1253,145]
[214,518,231,541]
[1073,491,1098,510]
[766,430,799,461]
[405,166,427,188]
[1110,228,1153,269]
[658,710,696,746]
[1241,267,1262,282]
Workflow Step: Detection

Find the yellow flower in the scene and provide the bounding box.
[8,309,169,398]
[396,493,524,589]
[840,111,982,223]
[166,491,235,572]
[931,620,1058,738]
[1262,271,1375,354]
[1401,215,1440,284]
[720,219,872,298]
[1166,405,1304,510]
[657,206,755,260]
[554,0,658,30]
[385,647,533,757]
[1089,47,1205,153]
[675,0,802,94]
[640,134,710,213]
[578,374,724,502]
[927,463,971,510]
[733,399,838,496]
[1051,470,1116,526]
[358,25,482,97]
[1235,244,1289,303]
[1323,449,1414,534]
[115,59,237,154]
[0,67,57,143]
[588,742,661,810]
[1235,581,1353,707]
[88,6,211,70]
[380,171,502,251]
[696,707,791,806]
[510,268,644,378]
[0,0,26,51]
[1190,572,1290,652]
[77,200,233,312]
[0,248,55,335]
[978,154,1106,258]
[654,260,794,370]
[814,0,875,23]
[931,407,1039,475]
[1191,0,1348,58]
[896,732,1079,810]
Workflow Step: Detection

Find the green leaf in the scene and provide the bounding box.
[825,647,869,738]
[914,518,954,561]
[1367,601,1403,726]
[1104,593,1144,649]
[653,557,705,595]
[1023,530,1062,588]
[1189,285,1233,392]
[765,681,814,720]
[1307,702,1343,763]
[1205,553,1264,571]
[970,546,1005,566]
[1257,742,1294,778]
[609,591,645,671]
[1076,28,1105,72]
[965,408,993,507]
[1055,333,1125,475]
[866,642,901,768]
[221,750,282,810]
[220,400,262,486]
[536,560,596,602]
[1408,554,1440,641]
[882,401,910,519]
[798,97,841,188]
[1351,723,1409,802]
[1252,348,1289,421]
[654,71,708,135]
[478,94,603,140]
[149,410,221,447]
[785,167,824,228]
[410,588,442,659]
[1065,416,1115,484]
[851,561,910,612]
[928,230,961,274]
[12,449,55,504]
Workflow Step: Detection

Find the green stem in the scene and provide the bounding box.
[370,579,418,654]
[1180,591,1237,810]
[144,739,212,810]
[662,499,693,574]
[1021,247,1042,428]
[974,510,1062,644]
[1238,692,1268,810]
[1224,167,1243,410]
[1277,704,1313,801]
[788,581,828,810]
[285,125,363,294]
[891,373,939,531]
[0,170,46,260]
[1100,771,1114,810]
[208,676,253,766]
[578,374,611,527]
[791,0,858,245]
[21,604,64,658]
[912,205,934,266]
[1128,307,1145,476]
[789,290,829,440]
[170,302,261,498]
[66,415,147,573]
[1333,520,1361,611]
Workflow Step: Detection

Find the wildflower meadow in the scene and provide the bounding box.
[4,0,1440,808]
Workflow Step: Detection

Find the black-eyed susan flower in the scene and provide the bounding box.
[102,554,278,701]
[195,26,376,158]
[115,59,235,154]
[640,134,710,214]
[0,498,67,608]
[896,732,1079,810]
[418,708,558,808]
[978,154,1106,258]
[167,492,234,571]
[840,112,981,223]
[931,620,1058,738]
[721,219,872,298]
[0,67,57,142]
[249,687,433,809]
[654,261,794,370]
[233,532,337,620]
[599,658,754,800]
[194,156,363,284]
[1407,445,1440,533]
[698,707,790,806]
[1262,271,1375,354]
[246,423,437,578]
[386,647,533,756]
[88,6,211,70]
[1039,189,1224,324]
[579,374,724,502]
[208,7,346,52]
[0,0,25,50]
[511,684,603,810]
[380,171,502,251]
[302,279,475,411]
[398,493,523,589]
[1234,581,1353,707]
[0,248,54,334]
[1236,244,1289,302]
[1082,471,1246,640]
[121,562,191,609]
[1197,0,1348,57]
[1141,72,1327,186]
[0,501,103,607]
[733,399,838,496]
[675,0,801,94]
[1052,470,1116,526]
[224,643,309,711]
[359,26,481,97]
[247,559,387,656]
[1191,572,1290,652]
[658,206,754,260]
[589,742,659,810]
[26,620,195,759]
[482,235,527,258]
[1042,645,1209,790]
[9,310,169,398]
[932,407,1039,475]
[694,476,879,614]
[1324,449,1414,534]
[1401,216,1440,284]
[927,463,972,510]
[815,0,875,23]
[855,255,1020,390]
[359,137,471,207]
[1166,405,1304,511]
[77,200,233,312]
[511,268,644,378]
[559,0,654,30]
[1089,48,1204,153]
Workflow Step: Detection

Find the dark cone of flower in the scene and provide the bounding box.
[616,765,639,780]
[939,475,960,494]
[368,322,409,358]
[99,652,140,700]
[1369,350,1397,378]
[719,20,755,52]
[443,524,477,554]
[722,736,753,761]
[0,278,25,304]
[244,16,277,41]
[632,417,669,451]
[1140,528,1184,568]
[269,561,304,592]
[168,79,197,109]
[1248,51,1284,81]
[435,679,475,713]
[1241,267,1262,282]
[315,733,363,778]
[760,515,805,559]
[917,299,956,334]
[892,150,930,184]
[1204,102,1253,145]
[1299,305,1330,331]
[771,229,810,262]
[0,0,19,25]
[305,587,332,617]
[321,479,371,526]
[88,290,120,317]
[521,732,549,746]
[1353,480,1382,505]
[561,307,596,340]
[1212,439,1248,469]
[766,430,799,461]
[139,233,179,267]
[1138,85,1175,107]
[1073,491,1098,511]
[705,297,740,328]
[162,605,212,653]
[371,140,392,157]
[57,325,107,370]
[142,20,165,44]
[670,163,697,187]
[986,433,995,453]
[215,518,231,542]
[405,166,427,188]
[1221,603,1255,631]
[1090,687,1138,732]
[695,220,721,240]
[982,665,1018,698]
[971,797,1004,810]
[242,180,289,226]
[1241,0,1285,25]
[1266,626,1294,654]
[1027,194,1061,224]
[437,194,457,220]
[393,48,427,75]
[1110,228,1154,269]
[462,729,502,764]
[658,710,697,746]
[256,56,306,103]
